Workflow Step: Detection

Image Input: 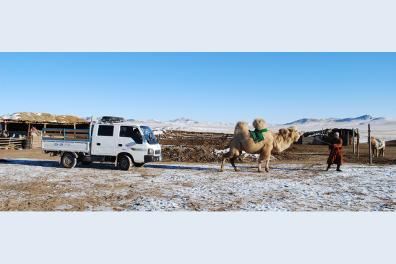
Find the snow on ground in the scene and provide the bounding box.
[0,159,394,211]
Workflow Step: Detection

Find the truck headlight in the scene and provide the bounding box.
[148,149,154,155]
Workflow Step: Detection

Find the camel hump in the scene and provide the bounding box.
[234,122,249,135]
[253,118,267,130]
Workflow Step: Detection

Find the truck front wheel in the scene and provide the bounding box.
[61,153,77,169]
[118,155,132,171]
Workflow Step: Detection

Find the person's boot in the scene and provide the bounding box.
[326,164,331,171]
[336,165,342,172]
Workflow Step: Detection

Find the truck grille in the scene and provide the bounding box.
[155,150,161,155]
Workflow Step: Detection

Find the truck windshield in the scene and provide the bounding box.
[140,126,158,145]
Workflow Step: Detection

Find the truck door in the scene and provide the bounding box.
[118,126,142,146]
[91,124,116,156]
[117,126,146,162]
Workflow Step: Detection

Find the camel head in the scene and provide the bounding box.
[278,127,301,143]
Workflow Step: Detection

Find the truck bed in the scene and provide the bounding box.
[42,128,91,153]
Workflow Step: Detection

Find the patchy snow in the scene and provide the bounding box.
[0,159,394,211]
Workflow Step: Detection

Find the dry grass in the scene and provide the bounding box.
[1,112,88,124]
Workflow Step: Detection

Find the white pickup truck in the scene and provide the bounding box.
[42,119,162,170]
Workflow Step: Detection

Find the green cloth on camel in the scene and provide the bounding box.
[249,128,269,143]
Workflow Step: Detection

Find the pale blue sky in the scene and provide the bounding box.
[0,53,395,124]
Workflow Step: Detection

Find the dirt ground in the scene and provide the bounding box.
[0,142,394,212]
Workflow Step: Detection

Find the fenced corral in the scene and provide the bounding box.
[0,137,26,150]
[367,124,391,164]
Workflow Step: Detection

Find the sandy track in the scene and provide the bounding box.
[0,159,394,211]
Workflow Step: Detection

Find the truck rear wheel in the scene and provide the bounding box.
[118,155,132,171]
[61,153,77,169]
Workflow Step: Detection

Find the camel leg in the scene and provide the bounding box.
[220,148,240,172]
[230,156,240,172]
[259,148,272,173]
[220,157,226,172]
[265,159,270,173]
[220,152,230,172]
[258,152,264,172]
[258,153,271,173]
[220,148,232,172]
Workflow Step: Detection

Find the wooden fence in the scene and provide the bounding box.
[0,138,25,150]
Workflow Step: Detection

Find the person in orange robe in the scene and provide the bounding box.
[326,132,343,172]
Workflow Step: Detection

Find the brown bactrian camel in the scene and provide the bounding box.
[370,136,386,157]
[220,118,301,173]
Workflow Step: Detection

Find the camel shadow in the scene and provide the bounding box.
[271,166,325,172]
[217,164,326,173]
[144,164,218,172]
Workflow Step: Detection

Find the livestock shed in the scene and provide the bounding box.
[298,128,360,147]
[0,112,89,149]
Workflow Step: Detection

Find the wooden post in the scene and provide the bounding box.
[346,131,351,146]
[357,129,360,158]
[352,129,356,154]
[27,123,31,149]
[368,124,372,164]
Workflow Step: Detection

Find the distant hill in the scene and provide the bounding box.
[285,115,383,125]
[280,115,396,142]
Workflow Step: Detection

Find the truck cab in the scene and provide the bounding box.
[42,118,162,170]
[90,122,162,166]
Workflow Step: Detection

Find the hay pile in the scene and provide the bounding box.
[0,112,88,124]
